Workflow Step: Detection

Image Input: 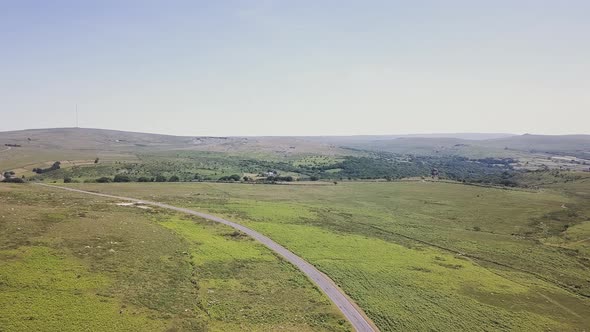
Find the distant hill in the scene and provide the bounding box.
[0,128,346,165]
[480,134,590,156]
[327,134,590,159]
[0,127,191,150]
[1,128,588,163]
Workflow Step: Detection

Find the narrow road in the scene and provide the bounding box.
[35,183,378,332]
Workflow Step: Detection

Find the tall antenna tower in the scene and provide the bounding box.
[76,104,79,128]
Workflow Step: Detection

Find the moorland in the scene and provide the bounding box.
[1,128,590,331]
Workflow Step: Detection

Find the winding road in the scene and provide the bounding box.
[35,183,378,332]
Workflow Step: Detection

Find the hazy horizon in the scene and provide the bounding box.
[4,126,590,139]
[1,1,589,136]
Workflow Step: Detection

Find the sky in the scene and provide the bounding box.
[1,0,589,136]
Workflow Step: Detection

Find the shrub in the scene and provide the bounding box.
[137,177,151,182]
[168,175,180,182]
[113,174,131,182]
[310,176,319,181]
[219,174,241,182]
[96,177,112,183]
[33,161,61,174]
[155,175,167,182]
[3,171,15,178]
[64,177,72,183]
[1,177,25,183]
[267,176,294,182]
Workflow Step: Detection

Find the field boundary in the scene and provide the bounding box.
[34,183,379,332]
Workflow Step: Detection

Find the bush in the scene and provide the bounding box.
[155,175,167,182]
[3,171,15,178]
[219,174,241,182]
[168,175,180,182]
[64,177,72,183]
[267,176,294,182]
[33,161,61,174]
[137,177,151,182]
[96,177,112,183]
[309,176,319,181]
[113,174,131,182]
[1,177,25,183]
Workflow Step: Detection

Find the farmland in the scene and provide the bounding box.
[62,179,590,331]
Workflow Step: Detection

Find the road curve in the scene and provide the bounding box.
[35,183,378,332]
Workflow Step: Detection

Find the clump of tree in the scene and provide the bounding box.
[1,177,25,183]
[96,177,112,183]
[33,161,61,174]
[267,175,294,182]
[137,176,152,182]
[168,175,180,182]
[475,157,517,166]
[3,171,16,178]
[155,175,167,182]
[113,174,131,182]
[218,174,241,182]
[2,171,24,183]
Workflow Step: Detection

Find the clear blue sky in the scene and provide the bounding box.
[1,0,588,136]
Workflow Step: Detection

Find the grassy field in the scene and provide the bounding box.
[67,180,590,331]
[0,184,349,331]
[3,128,590,331]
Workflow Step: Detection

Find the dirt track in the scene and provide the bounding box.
[35,183,378,332]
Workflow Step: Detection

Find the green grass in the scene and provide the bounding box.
[0,184,349,331]
[159,217,348,331]
[69,181,590,331]
[0,246,166,331]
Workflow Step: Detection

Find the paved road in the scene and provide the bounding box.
[36,183,378,332]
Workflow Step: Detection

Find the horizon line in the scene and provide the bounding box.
[1,126,590,138]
